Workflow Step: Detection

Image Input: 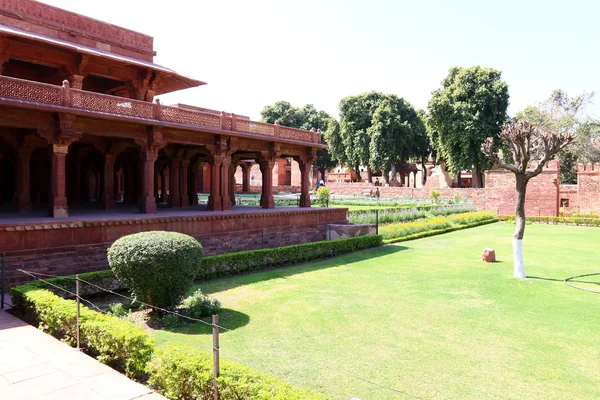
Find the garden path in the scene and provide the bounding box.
[0,308,165,400]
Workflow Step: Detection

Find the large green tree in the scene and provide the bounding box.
[428,66,509,187]
[518,90,599,184]
[260,101,337,179]
[336,92,386,181]
[326,92,428,183]
[368,96,426,182]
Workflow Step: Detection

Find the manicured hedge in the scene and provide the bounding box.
[10,286,153,378]
[147,346,328,400]
[380,211,498,242]
[199,235,383,280]
[382,218,499,244]
[499,215,600,226]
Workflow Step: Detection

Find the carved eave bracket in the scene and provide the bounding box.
[134,126,167,158]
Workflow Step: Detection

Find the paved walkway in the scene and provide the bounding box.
[0,309,166,400]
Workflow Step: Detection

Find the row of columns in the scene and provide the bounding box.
[11,140,313,217]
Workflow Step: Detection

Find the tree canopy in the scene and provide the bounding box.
[428,66,509,187]
[260,101,337,177]
[326,91,428,182]
[517,90,599,184]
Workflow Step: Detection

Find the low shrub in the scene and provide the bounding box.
[107,231,204,310]
[147,346,328,400]
[499,215,600,226]
[180,289,221,319]
[10,287,153,378]
[200,235,383,280]
[316,186,330,207]
[449,211,497,225]
[429,189,441,204]
[382,218,499,244]
[380,211,498,240]
[108,302,128,317]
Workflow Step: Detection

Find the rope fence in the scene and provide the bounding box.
[16,268,425,400]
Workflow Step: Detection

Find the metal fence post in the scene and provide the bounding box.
[376,210,379,235]
[76,274,80,350]
[1,252,5,310]
[212,314,220,400]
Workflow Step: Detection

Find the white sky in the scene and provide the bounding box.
[40,0,600,121]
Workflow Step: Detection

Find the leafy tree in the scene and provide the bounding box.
[428,66,509,187]
[337,92,388,181]
[368,96,425,183]
[482,120,574,278]
[260,101,337,180]
[518,90,599,184]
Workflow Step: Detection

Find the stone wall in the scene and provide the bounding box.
[327,224,376,240]
[1,208,347,287]
[328,160,561,216]
[559,184,578,211]
[577,163,600,214]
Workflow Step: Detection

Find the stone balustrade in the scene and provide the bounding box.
[0,75,322,145]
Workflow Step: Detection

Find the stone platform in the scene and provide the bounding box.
[0,205,347,287]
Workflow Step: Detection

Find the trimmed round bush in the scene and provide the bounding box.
[180,289,221,319]
[107,231,203,310]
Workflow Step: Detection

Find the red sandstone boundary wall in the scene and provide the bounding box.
[577,163,600,214]
[1,208,347,287]
[327,161,560,216]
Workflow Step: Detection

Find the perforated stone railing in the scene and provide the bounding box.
[0,75,322,145]
[71,90,154,118]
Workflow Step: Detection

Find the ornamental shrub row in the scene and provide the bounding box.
[499,215,600,226]
[382,219,498,244]
[379,211,498,240]
[10,286,153,378]
[147,346,327,400]
[347,205,475,224]
[199,235,383,280]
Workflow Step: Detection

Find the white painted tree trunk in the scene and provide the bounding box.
[512,238,526,278]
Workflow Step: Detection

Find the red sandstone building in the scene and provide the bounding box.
[0,0,346,285]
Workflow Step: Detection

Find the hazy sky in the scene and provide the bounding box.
[41,0,599,121]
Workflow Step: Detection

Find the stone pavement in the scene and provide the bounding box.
[0,309,166,400]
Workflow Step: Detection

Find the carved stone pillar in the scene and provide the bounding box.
[229,163,237,207]
[298,160,312,208]
[207,156,223,211]
[180,159,190,208]
[259,159,275,209]
[241,163,251,193]
[168,158,181,208]
[50,144,69,217]
[103,153,115,209]
[221,156,232,211]
[67,75,84,90]
[15,147,32,212]
[139,151,157,213]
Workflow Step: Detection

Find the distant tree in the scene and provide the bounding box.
[338,92,388,181]
[428,66,509,187]
[260,101,337,180]
[518,90,599,184]
[368,96,425,183]
[481,120,574,279]
[260,100,302,127]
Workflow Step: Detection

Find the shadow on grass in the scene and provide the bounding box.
[198,245,409,296]
[156,308,250,335]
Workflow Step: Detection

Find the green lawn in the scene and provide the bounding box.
[150,223,600,399]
